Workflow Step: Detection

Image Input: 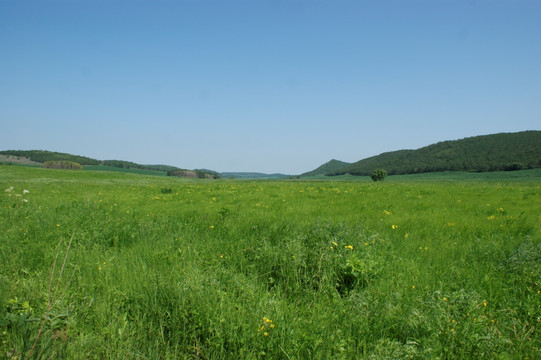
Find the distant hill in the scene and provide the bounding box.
[168,169,221,179]
[300,159,351,177]
[0,150,101,165]
[221,172,291,179]
[102,160,180,172]
[327,131,541,176]
[0,150,209,177]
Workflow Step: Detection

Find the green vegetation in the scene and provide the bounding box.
[300,159,351,177]
[83,165,169,177]
[220,172,291,180]
[370,169,387,182]
[307,131,541,177]
[42,161,83,170]
[102,160,179,172]
[167,169,221,179]
[0,150,100,166]
[1,166,540,359]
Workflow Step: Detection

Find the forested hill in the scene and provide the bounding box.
[300,159,351,177]
[0,150,180,172]
[0,150,100,165]
[328,131,541,176]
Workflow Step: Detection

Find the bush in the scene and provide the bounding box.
[42,161,82,170]
[370,169,387,181]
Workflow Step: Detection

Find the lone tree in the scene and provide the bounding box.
[371,169,387,182]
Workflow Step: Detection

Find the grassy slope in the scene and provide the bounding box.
[1,165,540,359]
[83,165,168,176]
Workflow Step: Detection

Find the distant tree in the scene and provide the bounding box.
[370,169,387,181]
[43,161,82,170]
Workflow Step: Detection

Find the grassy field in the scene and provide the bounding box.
[1,166,540,359]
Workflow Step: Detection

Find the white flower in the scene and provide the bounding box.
[23,189,30,194]
[4,186,14,192]
[23,199,29,203]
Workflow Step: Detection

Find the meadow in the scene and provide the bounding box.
[1,166,540,359]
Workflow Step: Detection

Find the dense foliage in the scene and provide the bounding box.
[0,150,100,165]
[325,131,541,176]
[167,168,221,179]
[102,160,179,172]
[42,161,82,170]
[300,159,351,177]
[1,166,540,359]
[370,168,387,181]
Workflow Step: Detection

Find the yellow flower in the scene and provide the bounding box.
[392,225,398,230]
[412,285,415,289]
[344,245,353,250]
[263,332,268,336]
[443,297,447,301]
[404,233,409,239]
[209,225,214,229]
[483,301,487,307]
[384,210,391,215]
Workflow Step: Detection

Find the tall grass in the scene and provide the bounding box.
[1,166,540,358]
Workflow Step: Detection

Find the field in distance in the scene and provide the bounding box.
[1,165,540,359]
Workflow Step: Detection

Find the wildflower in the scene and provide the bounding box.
[4,186,14,192]
[384,210,391,215]
[344,245,353,250]
[483,301,487,307]
[443,297,447,301]
[392,225,398,230]
[331,241,338,247]
[404,233,409,239]
[23,189,30,194]
[23,199,28,203]
[259,317,274,335]
[209,225,214,229]
[412,285,415,289]
[487,215,495,221]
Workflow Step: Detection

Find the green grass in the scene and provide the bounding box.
[1,165,540,359]
[83,165,168,176]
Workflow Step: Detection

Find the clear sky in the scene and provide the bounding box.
[1,0,540,174]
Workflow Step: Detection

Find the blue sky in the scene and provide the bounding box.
[1,0,540,174]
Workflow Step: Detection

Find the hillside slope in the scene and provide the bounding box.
[0,150,100,165]
[329,131,541,176]
[300,159,351,177]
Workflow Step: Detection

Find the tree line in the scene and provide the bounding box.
[329,131,541,176]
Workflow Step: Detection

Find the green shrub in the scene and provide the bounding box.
[370,169,387,181]
[42,161,82,170]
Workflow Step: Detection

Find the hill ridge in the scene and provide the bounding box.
[323,131,541,176]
